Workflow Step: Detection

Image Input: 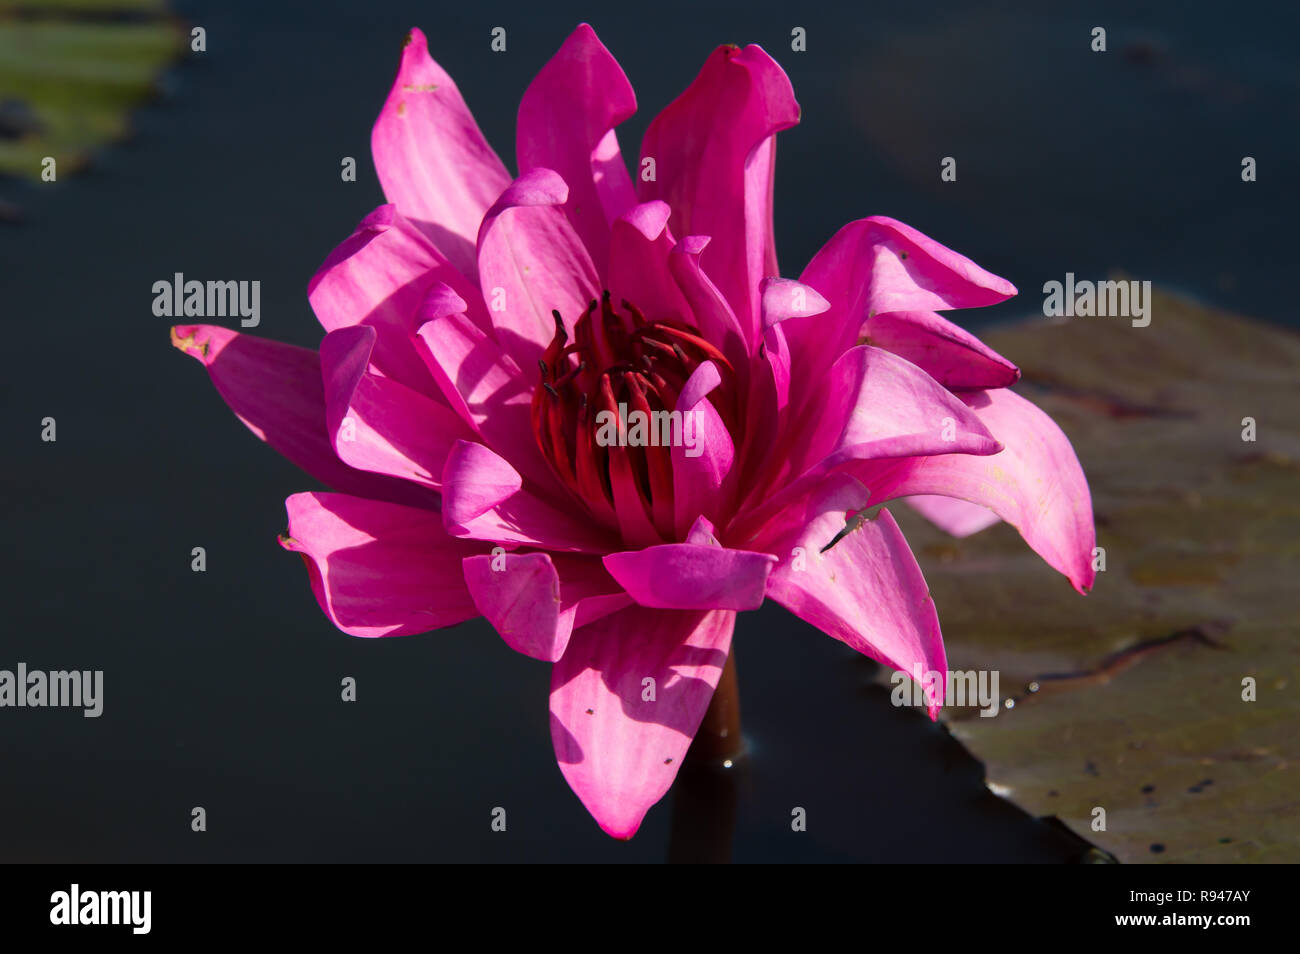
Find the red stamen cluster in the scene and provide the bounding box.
[532,291,737,541]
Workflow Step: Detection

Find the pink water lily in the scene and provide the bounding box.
[172,24,1094,838]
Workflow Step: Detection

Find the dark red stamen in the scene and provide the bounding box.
[530,291,738,543]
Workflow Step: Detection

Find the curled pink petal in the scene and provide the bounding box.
[760,276,831,329]
[865,310,1020,390]
[788,217,1017,401]
[802,215,1017,317]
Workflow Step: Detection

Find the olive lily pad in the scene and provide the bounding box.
[887,287,1300,863]
[0,0,185,185]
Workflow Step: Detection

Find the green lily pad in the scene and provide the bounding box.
[0,0,185,182]
[886,287,1300,863]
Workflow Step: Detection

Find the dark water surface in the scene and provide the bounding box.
[1,0,1295,861]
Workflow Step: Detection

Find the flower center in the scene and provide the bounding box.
[532,291,737,542]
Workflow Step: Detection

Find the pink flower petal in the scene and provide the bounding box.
[677,356,722,411]
[320,325,475,490]
[850,387,1097,593]
[742,278,830,483]
[737,344,1001,533]
[667,235,751,381]
[685,514,721,545]
[280,491,479,637]
[640,44,799,340]
[788,216,1017,403]
[797,344,1002,468]
[865,310,1020,390]
[758,276,830,415]
[755,474,947,717]
[549,606,736,838]
[761,276,832,328]
[462,552,631,662]
[517,23,637,274]
[603,535,774,610]
[308,204,488,397]
[411,287,555,491]
[671,362,736,539]
[171,325,433,509]
[475,168,601,372]
[440,439,522,525]
[371,28,511,281]
[441,440,616,553]
[905,495,1001,537]
[802,215,1018,317]
[607,201,693,324]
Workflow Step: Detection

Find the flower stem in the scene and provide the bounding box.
[690,647,744,765]
[667,647,744,863]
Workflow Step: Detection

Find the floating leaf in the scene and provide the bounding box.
[886,287,1300,863]
[0,1,185,184]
